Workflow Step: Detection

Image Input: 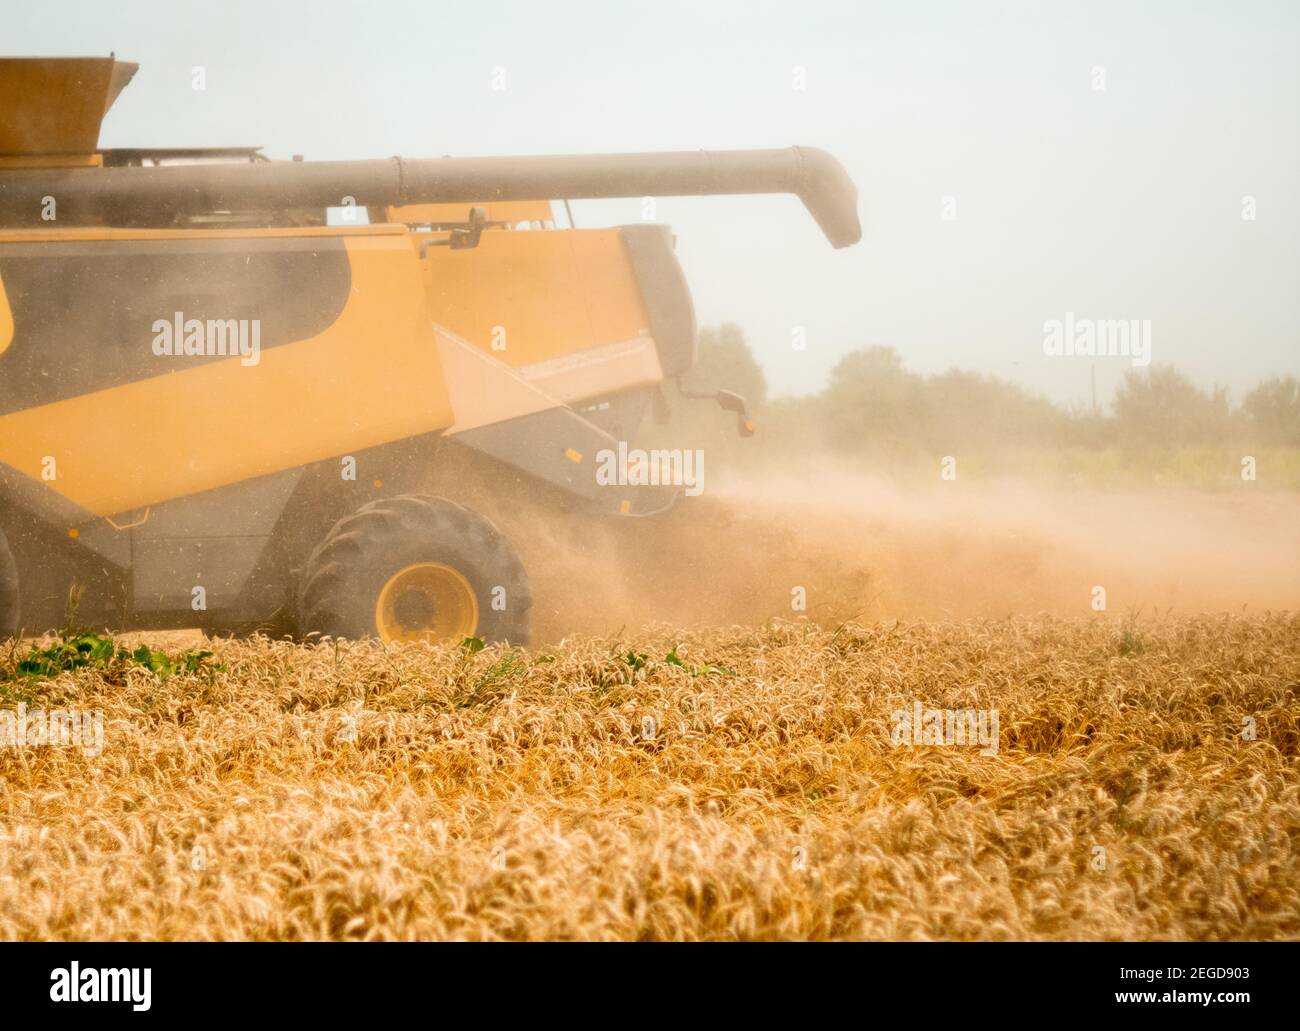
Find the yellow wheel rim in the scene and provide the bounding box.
[374,562,479,643]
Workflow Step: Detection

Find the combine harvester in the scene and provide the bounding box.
[0,56,860,644]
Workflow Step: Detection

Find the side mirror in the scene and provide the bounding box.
[676,382,755,437]
[715,390,755,436]
[715,390,746,413]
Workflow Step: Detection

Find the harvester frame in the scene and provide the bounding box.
[0,55,860,645]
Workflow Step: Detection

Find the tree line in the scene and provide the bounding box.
[666,323,1300,459]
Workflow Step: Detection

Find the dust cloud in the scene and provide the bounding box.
[486,468,1300,642]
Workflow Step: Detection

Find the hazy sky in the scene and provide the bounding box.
[12,0,1299,406]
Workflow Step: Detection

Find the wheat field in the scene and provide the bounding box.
[1,614,1296,941]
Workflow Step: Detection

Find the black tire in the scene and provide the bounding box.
[298,495,531,645]
[0,526,18,637]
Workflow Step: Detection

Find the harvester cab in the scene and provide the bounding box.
[0,55,860,645]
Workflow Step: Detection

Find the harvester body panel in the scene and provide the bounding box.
[0,220,686,520]
[0,227,454,517]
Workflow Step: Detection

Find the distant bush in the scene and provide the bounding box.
[1242,376,1300,445]
[1112,365,1232,447]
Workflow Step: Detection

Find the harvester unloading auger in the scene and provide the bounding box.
[0,56,861,644]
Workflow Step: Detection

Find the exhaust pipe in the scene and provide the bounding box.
[0,146,861,247]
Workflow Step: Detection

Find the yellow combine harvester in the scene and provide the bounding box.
[0,56,860,644]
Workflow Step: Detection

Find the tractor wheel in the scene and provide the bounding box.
[298,495,531,646]
[0,527,18,637]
